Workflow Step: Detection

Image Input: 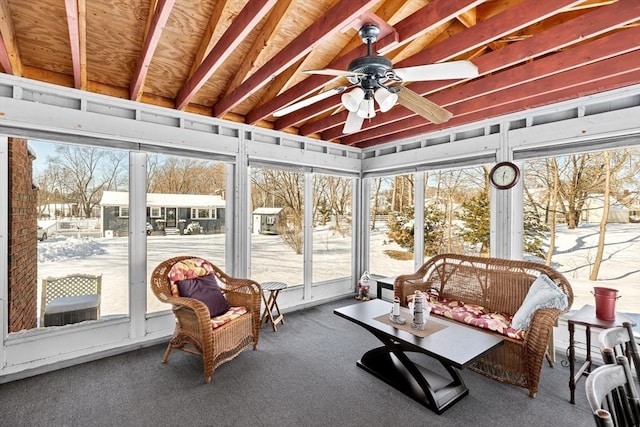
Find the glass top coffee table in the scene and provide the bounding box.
[334,299,504,414]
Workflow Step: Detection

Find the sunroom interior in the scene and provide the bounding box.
[0,0,639,390]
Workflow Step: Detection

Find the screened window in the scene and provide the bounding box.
[522,148,640,316]
[26,139,130,330]
[146,154,227,313]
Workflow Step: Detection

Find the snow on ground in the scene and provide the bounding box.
[38,236,106,262]
[36,223,640,318]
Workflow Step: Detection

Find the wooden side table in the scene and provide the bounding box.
[566,304,635,404]
[261,281,287,331]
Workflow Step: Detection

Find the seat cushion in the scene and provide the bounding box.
[176,273,229,317]
[211,306,248,329]
[408,292,526,340]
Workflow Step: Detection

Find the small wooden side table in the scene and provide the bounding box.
[566,304,635,404]
[261,281,287,331]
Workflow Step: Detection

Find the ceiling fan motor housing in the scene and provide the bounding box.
[347,55,393,78]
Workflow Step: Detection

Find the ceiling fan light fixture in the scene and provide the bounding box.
[343,110,364,134]
[374,88,398,113]
[357,97,375,119]
[341,87,364,112]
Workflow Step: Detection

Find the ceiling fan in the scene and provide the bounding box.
[273,24,479,133]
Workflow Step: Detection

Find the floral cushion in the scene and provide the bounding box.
[211,306,248,329]
[407,291,526,340]
[168,258,215,297]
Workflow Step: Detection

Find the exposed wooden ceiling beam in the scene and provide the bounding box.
[257,0,483,128]
[223,0,295,97]
[176,0,277,110]
[258,55,307,106]
[356,57,640,148]
[399,0,584,69]
[377,0,484,53]
[187,0,228,79]
[300,0,588,137]
[0,0,21,76]
[212,0,381,118]
[382,23,454,69]
[348,30,640,146]
[130,0,176,101]
[333,0,640,143]
[567,0,618,11]
[77,0,87,89]
[64,0,88,90]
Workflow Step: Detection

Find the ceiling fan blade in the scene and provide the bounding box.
[393,60,479,82]
[273,86,347,117]
[343,111,364,134]
[396,86,453,124]
[303,69,365,77]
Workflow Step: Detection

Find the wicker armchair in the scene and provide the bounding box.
[394,253,573,397]
[151,256,262,383]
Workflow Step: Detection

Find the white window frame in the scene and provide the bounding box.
[191,208,217,219]
[150,207,161,218]
[119,206,129,217]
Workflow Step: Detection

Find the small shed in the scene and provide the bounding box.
[252,208,284,235]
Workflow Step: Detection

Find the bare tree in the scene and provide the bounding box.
[590,151,611,280]
[148,156,225,194]
[546,158,559,266]
[49,145,127,217]
[555,152,630,229]
[390,174,413,212]
[327,176,352,233]
[370,178,382,229]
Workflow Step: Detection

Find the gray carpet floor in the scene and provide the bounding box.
[0,297,594,426]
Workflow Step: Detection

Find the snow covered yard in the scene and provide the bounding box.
[36,223,639,317]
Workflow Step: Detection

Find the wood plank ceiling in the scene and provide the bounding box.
[1,0,638,148]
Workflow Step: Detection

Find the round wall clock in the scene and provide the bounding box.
[489,161,520,189]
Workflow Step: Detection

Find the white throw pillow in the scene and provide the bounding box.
[511,274,568,331]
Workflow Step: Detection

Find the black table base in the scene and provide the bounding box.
[357,329,468,414]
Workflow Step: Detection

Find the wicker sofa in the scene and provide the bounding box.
[394,253,573,397]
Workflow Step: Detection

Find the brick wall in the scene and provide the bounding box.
[7,138,38,332]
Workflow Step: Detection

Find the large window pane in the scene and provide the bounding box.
[30,140,129,328]
[424,166,490,259]
[312,174,353,283]
[369,174,415,277]
[250,168,304,286]
[523,148,640,316]
[145,154,227,313]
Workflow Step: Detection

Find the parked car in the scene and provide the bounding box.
[146,223,153,236]
[37,226,47,241]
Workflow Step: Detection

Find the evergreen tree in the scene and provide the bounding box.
[459,191,549,257]
[387,205,445,255]
[524,205,549,259]
[459,193,490,254]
